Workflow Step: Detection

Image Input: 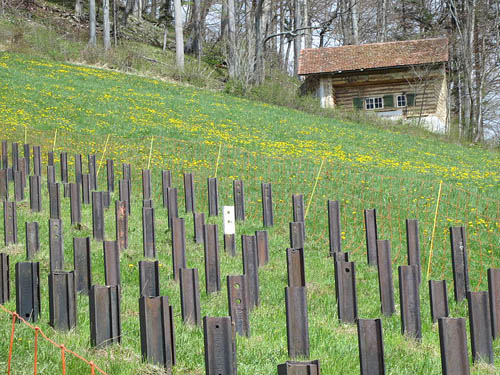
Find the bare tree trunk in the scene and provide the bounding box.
[278,0,285,70]
[113,0,118,46]
[123,0,134,26]
[103,0,111,50]
[350,0,359,44]
[163,27,168,51]
[89,0,97,47]
[186,0,202,57]
[293,0,302,75]
[303,0,312,48]
[246,0,255,68]
[174,0,184,71]
[380,0,387,42]
[227,0,236,78]
[255,0,264,83]
[75,0,84,20]
[285,39,292,73]
[221,0,228,40]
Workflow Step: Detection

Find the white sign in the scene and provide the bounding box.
[223,206,235,235]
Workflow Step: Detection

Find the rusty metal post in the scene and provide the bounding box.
[204,224,221,293]
[48,182,61,219]
[23,144,29,176]
[203,316,237,375]
[143,198,153,208]
[15,262,40,322]
[11,142,18,172]
[60,152,68,183]
[376,240,395,316]
[73,237,92,295]
[69,182,81,226]
[74,154,82,185]
[255,230,268,267]
[438,317,470,375]
[3,201,17,245]
[287,248,305,287]
[233,180,245,221]
[139,260,160,297]
[25,222,40,260]
[488,268,500,339]
[333,252,349,301]
[227,275,250,337]
[33,146,41,176]
[398,265,421,340]
[89,285,121,347]
[242,234,259,308]
[63,182,70,199]
[49,218,64,272]
[364,209,378,266]
[179,268,201,326]
[0,169,7,201]
[142,169,152,201]
[207,177,219,217]
[139,296,176,369]
[81,174,90,205]
[292,194,305,240]
[88,154,97,191]
[357,319,385,375]
[406,219,421,284]
[48,271,77,331]
[142,207,156,258]
[29,175,42,212]
[285,286,310,359]
[103,241,120,286]
[47,151,54,167]
[119,179,131,215]
[289,222,305,249]
[122,163,131,181]
[162,170,172,208]
[328,200,342,256]
[450,226,470,302]
[277,360,320,375]
[183,172,195,213]
[467,291,494,364]
[92,191,105,241]
[336,260,358,323]
[115,200,128,250]
[223,206,235,256]
[261,182,274,227]
[47,165,56,186]
[193,212,205,244]
[429,280,449,323]
[1,141,7,170]
[106,159,114,192]
[0,253,9,304]
[172,217,186,281]
[18,158,26,190]
[13,170,23,201]
[167,187,178,230]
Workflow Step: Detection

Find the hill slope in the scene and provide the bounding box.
[0,52,499,374]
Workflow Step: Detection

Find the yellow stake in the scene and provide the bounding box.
[52,129,58,152]
[147,136,154,170]
[214,143,222,178]
[426,180,443,280]
[96,134,111,177]
[305,158,325,220]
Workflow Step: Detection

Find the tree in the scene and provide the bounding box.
[89,0,97,47]
[174,0,184,71]
[103,0,111,50]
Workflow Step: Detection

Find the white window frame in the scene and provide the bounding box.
[365,97,383,110]
[397,95,407,107]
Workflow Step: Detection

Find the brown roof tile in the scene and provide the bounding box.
[298,38,448,75]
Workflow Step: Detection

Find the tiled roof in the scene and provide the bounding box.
[298,38,448,75]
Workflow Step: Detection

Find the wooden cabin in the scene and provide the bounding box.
[298,38,449,133]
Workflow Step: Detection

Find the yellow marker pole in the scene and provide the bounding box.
[214,143,222,178]
[305,158,325,220]
[147,136,154,170]
[426,180,443,280]
[52,129,58,152]
[96,134,111,177]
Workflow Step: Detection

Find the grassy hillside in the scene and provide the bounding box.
[0,52,499,374]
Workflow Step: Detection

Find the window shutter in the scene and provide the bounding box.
[383,95,394,108]
[353,97,364,110]
[406,93,416,106]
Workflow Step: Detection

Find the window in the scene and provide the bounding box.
[397,95,407,107]
[365,97,383,110]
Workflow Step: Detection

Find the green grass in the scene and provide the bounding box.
[0,52,499,374]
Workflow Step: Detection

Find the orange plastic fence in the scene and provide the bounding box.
[0,304,107,375]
